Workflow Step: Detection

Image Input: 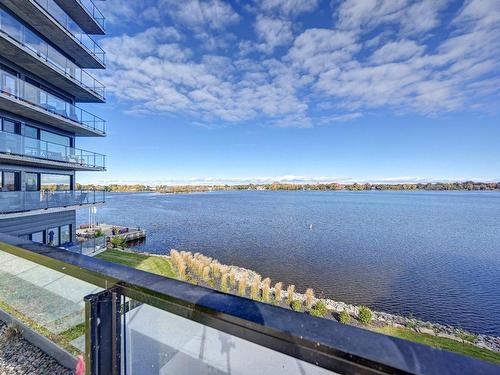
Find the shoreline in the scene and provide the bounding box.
[116,247,500,353]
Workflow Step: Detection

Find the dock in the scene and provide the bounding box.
[77,223,146,243]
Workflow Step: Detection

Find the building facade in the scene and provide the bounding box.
[0,0,106,248]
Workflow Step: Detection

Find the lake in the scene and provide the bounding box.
[77,190,500,336]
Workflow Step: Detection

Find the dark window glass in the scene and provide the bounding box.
[2,171,19,191]
[2,119,18,134]
[31,231,45,244]
[47,227,59,247]
[40,173,71,191]
[25,173,38,191]
[60,225,71,245]
[24,125,38,139]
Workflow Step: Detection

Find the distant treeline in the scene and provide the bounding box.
[77,181,500,193]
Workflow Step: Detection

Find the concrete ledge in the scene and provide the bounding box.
[0,308,77,370]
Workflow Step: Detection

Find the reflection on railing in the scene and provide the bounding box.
[65,235,106,256]
[0,236,497,375]
[77,0,105,30]
[32,0,105,65]
[0,131,105,169]
[0,190,105,213]
[0,68,106,134]
[0,7,105,98]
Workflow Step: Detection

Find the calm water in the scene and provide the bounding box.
[77,191,500,335]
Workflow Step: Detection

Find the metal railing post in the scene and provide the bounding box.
[84,289,122,375]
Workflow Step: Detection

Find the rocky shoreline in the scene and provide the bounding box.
[118,247,500,353]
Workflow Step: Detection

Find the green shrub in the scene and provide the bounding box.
[110,236,126,248]
[358,306,372,324]
[291,299,302,312]
[94,229,104,238]
[339,310,351,324]
[309,300,328,318]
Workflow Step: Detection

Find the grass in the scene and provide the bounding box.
[374,326,500,365]
[96,249,176,278]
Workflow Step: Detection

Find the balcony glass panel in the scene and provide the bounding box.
[0,8,105,99]
[33,0,106,65]
[0,247,103,355]
[123,302,334,375]
[0,67,106,134]
[0,190,105,213]
[79,0,105,30]
[0,130,106,168]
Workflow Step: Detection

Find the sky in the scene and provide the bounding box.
[76,0,500,185]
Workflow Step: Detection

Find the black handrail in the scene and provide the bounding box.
[0,234,498,375]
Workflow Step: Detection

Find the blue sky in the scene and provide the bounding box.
[77,0,500,185]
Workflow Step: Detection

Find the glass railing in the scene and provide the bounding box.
[0,68,106,134]
[78,0,105,31]
[0,7,105,99]
[0,190,105,213]
[33,0,105,65]
[0,131,106,169]
[0,236,497,375]
[65,235,106,255]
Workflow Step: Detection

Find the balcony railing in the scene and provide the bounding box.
[77,0,105,31]
[0,7,105,99]
[33,0,105,66]
[0,67,106,134]
[0,190,105,214]
[0,235,497,374]
[0,131,106,169]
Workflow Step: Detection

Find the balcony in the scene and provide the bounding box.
[0,68,105,137]
[54,0,105,35]
[0,190,105,216]
[1,0,105,68]
[0,131,106,171]
[0,7,105,102]
[0,235,498,375]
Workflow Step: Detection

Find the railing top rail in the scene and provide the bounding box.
[0,235,497,375]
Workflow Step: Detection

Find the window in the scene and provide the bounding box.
[47,227,59,246]
[40,173,71,191]
[25,173,38,191]
[31,231,45,244]
[40,130,70,147]
[1,171,20,191]
[60,225,71,245]
[2,119,19,134]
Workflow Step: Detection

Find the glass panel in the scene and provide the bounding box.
[47,227,60,247]
[31,231,45,244]
[60,225,71,245]
[0,246,103,355]
[40,174,71,191]
[2,171,19,191]
[25,173,38,191]
[24,125,39,139]
[40,130,70,146]
[1,70,17,96]
[123,302,335,375]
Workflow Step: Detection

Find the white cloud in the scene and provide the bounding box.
[254,16,293,53]
[370,40,424,64]
[99,0,500,127]
[257,0,319,17]
[161,0,240,30]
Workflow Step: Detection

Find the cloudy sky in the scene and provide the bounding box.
[77,0,500,185]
